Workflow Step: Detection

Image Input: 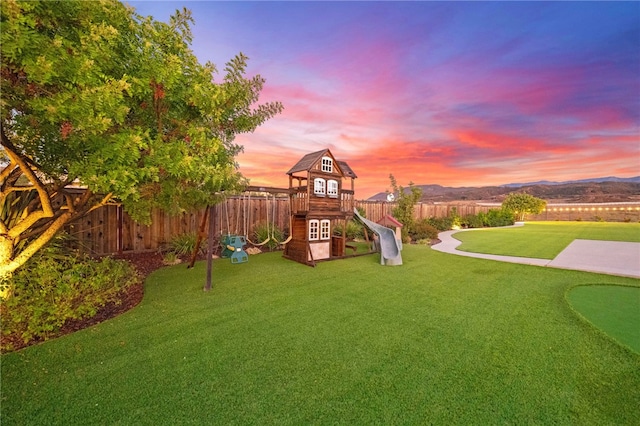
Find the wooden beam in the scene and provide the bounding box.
[245,185,291,195]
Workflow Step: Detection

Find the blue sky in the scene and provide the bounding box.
[129,1,639,198]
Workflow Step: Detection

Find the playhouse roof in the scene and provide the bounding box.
[377,215,403,228]
[337,160,358,179]
[286,149,357,178]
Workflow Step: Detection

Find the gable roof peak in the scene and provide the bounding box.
[286,148,335,175]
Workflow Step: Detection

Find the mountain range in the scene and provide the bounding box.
[501,176,640,187]
[368,176,640,203]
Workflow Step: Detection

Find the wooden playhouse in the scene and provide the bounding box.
[283,149,357,266]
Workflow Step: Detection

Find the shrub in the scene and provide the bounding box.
[1,250,139,352]
[168,232,205,257]
[410,219,439,241]
[333,220,364,240]
[253,222,283,251]
[426,216,455,231]
[462,214,485,229]
[449,207,462,229]
[162,251,181,265]
[483,209,515,227]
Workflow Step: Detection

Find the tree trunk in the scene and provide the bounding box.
[0,210,73,299]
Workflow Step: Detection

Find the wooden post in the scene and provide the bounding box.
[204,205,215,292]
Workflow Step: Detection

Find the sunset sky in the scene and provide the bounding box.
[130,1,640,199]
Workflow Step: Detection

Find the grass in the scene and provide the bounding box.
[2,245,640,424]
[453,221,640,259]
[567,285,640,352]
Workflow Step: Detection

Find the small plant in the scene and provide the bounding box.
[333,220,364,240]
[168,233,204,257]
[415,239,433,245]
[162,252,181,265]
[253,222,283,251]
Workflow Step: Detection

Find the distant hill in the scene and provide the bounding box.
[368,176,640,203]
[502,176,640,188]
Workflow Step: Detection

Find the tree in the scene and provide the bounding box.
[388,174,422,241]
[501,193,546,221]
[0,0,283,298]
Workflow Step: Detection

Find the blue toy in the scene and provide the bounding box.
[221,235,248,264]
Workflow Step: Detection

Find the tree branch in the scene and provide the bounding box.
[1,126,56,237]
[5,210,73,275]
[0,163,17,186]
[87,192,114,213]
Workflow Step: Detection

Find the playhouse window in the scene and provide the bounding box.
[314,178,326,196]
[327,179,338,198]
[321,156,333,173]
[320,219,331,240]
[309,220,319,240]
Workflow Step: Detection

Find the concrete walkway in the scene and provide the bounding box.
[432,226,640,279]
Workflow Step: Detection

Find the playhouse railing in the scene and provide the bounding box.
[291,189,308,214]
[340,190,355,214]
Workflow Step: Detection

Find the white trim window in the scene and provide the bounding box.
[309,220,319,240]
[314,178,326,196]
[320,219,331,240]
[321,156,333,173]
[327,179,339,198]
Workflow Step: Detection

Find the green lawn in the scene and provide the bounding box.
[453,221,640,259]
[2,245,639,424]
[567,285,640,352]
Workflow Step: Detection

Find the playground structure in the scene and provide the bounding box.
[282,149,358,266]
[279,148,403,267]
[196,148,404,267]
[353,208,403,266]
[218,193,287,264]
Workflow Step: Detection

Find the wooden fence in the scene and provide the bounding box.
[66,199,640,255]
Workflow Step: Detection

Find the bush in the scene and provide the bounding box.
[424,209,514,232]
[333,220,364,240]
[253,222,283,251]
[462,214,485,229]
[410,219,439,241]
[1,250,139,352]
[168,232,205,257]
[426,216,455,231]
[483,209,515,227]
